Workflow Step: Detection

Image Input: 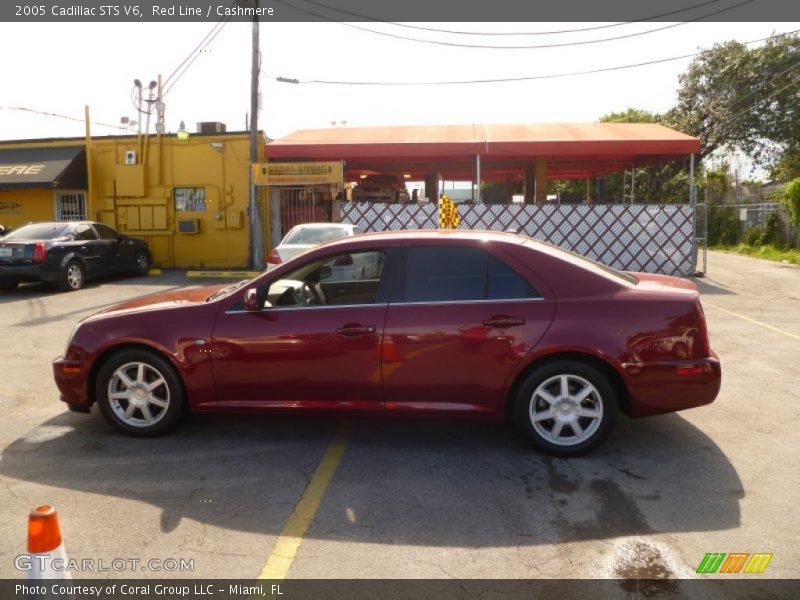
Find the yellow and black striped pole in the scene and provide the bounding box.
[439,194,461,229]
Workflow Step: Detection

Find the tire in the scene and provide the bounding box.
[132,250,150,277]
[0,281,18,291]
[512,360,618,457]
[95,349,185,436]
[59,259,85,291]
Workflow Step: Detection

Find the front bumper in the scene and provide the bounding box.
[622,352,722,417]
[53,356,90,410]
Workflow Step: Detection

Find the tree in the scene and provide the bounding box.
[668,34,800,167]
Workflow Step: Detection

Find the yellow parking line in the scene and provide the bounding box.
[704,301,800,342]
[258,420,354,581]
[186,270,261,278]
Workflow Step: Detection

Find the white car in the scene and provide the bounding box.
[267,223,363,270]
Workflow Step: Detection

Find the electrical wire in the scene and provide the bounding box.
[163,19,231,97]
[264,29,800,86]
[273,0,755,50]
[299,0,725,36]
[0,106,126,131]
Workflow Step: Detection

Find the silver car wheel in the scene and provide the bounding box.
[66,263,83,289]
[529,374,604,447]
[107,361,171,428]
[136,252,150,275]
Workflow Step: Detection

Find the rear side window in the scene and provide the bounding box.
[93,223,119,240]
[488,255,538,300]
[403,246,539,303]
[73,224,97,241]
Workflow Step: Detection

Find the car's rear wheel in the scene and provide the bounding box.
[133,250,150,276]
[0,281,18,291]
[96,349,185,436]
[513,360,618,457]
[60,259,85,291]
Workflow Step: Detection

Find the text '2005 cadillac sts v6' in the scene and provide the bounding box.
[53,230,720,457]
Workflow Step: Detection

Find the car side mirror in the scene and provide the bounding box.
[244,288,260,311]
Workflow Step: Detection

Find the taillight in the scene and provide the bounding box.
[33,241,47,263]
[267,248,282,265]
[694,299,711,357]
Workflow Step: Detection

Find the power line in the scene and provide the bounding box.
[300,0,725,37]
[0,106,126,131]
[264,29,800,86]
[273,0,754,50]
[162,2,237,97]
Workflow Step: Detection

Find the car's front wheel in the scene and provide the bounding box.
[133,250,150,276]
[513,360,618,457]
[95,349,185,436]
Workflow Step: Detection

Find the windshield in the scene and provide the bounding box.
[525,238,639,285]
[4,223,72,241]
[282,226,349,245]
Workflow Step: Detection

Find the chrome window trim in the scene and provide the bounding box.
[225,296,543,315]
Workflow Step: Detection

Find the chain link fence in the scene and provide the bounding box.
[698,202,797,248]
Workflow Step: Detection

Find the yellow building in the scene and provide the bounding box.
[0,129,268,268]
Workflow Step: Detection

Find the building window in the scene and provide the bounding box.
[174,187,206,212]
[56,191,87,221]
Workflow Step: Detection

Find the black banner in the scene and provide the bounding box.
[2,0,800,23]
[3,579,800,600]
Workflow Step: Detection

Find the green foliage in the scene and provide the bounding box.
[599,108,661,124]
[667,34,800,168]
[783,178,800,227]
[707,207,739,246]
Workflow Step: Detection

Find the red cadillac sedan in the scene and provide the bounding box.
[53,230,721,457]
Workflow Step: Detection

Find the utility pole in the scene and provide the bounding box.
[248,0,265,270]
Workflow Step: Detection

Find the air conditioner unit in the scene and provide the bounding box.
[196,121,226,134]
[124,150,137,165]
[177,218,200,234]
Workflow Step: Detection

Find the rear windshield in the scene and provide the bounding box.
[525,239,639,285]
[283,226,349,245]
[4,223,72,241]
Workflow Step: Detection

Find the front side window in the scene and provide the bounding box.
[402,246,539,303]
[265,249,388,308]
[174,187,206,212]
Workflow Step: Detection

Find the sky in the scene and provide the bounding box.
[0,20,797,178]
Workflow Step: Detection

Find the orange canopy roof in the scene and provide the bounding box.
[267,123,700,181]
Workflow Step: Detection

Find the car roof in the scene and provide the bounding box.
[290,223,352,229]
[333,229,526,244]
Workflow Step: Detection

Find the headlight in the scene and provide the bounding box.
[64,322,80,356]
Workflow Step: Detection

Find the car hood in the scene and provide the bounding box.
[87,284,229,320]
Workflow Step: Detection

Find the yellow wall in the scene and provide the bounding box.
[0,188,57,228]
[0,133,268,268]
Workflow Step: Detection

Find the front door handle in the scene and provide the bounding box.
[335,324,376,336]
[483,315,525,328]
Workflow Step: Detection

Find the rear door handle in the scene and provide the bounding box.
[483,315,525,328]
[335,324,376,336]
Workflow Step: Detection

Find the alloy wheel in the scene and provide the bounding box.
[107,361,171,428]
[529,374,604,447]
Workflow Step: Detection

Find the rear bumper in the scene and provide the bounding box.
[622,352,722,417]
[53,356,90,410]
[0,262,61,284]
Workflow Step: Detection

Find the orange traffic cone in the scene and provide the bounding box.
[25,505,71,580]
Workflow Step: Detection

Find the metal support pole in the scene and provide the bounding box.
[248,1,265,270]
[476,154,481,203]
[703,187,708,275]
[630,163,635,204]
[689,153,697,274]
